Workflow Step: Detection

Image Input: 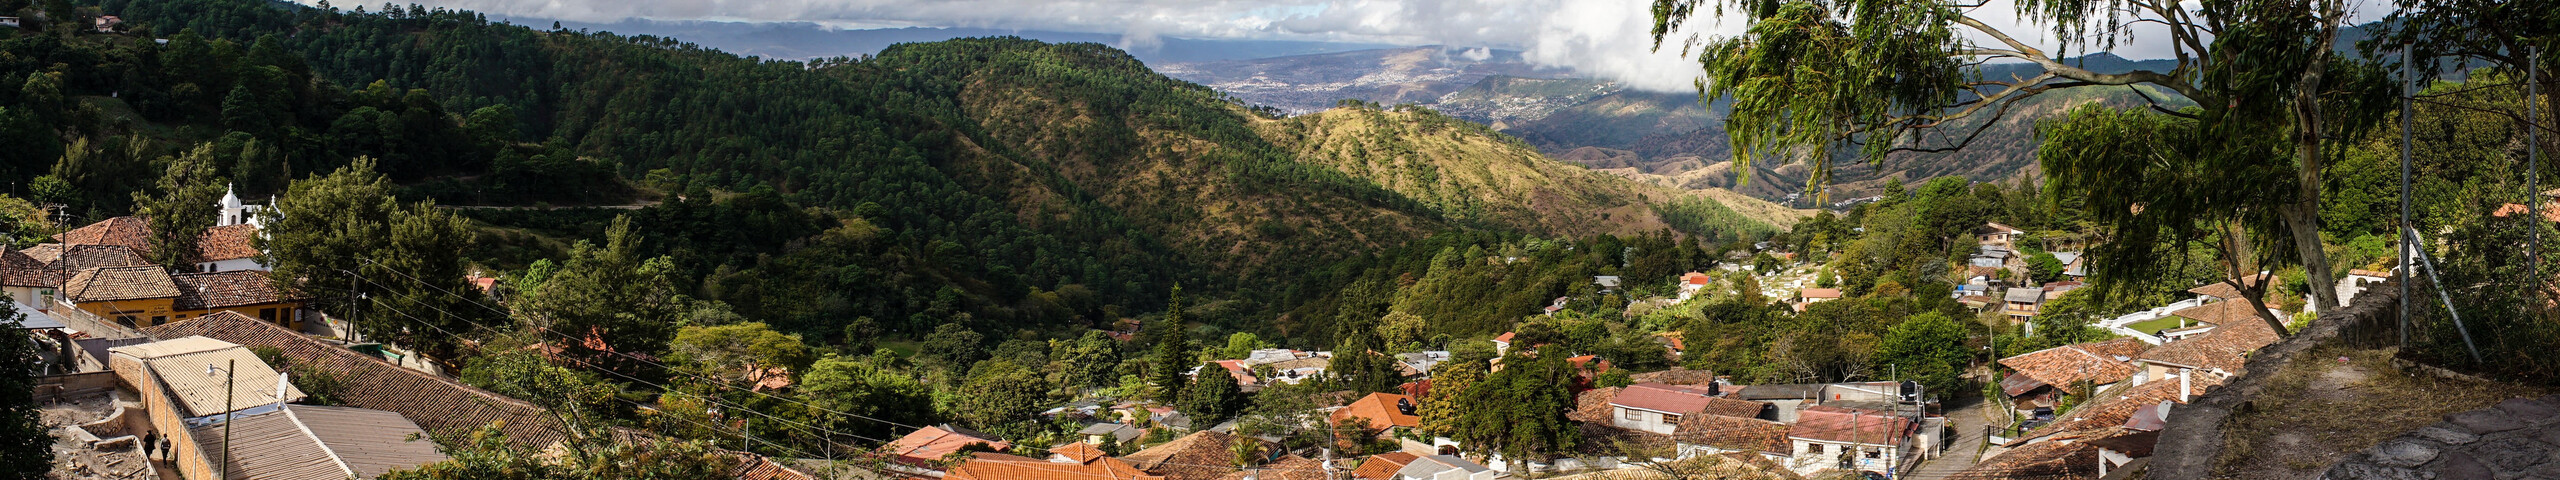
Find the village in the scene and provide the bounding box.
[7,187,2356,480]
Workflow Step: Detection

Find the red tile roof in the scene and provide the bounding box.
[1214,456,1324,480]
[1050,442,1109,464]
[1612,383,1767,419]
[1799,288,1842,299]
[2082,427,2162,458]
[1493,332,1516,344]
[2142,307,2282,372]
[195,224,261,262]
[2,244,150,288]
[1569,387,1623,423]
[173,270,297,310]
[1673,413,1792,455]
[1331,392,1421,430]
[1788,406,1914,446]
[1124,431,1263,480]
[1997,338,2147,394]
[1349,452,1417,480]
[2493,203,2560,223]
[1682,272,1713,285]
[2011,373,2226,445]
[947,453,1163,480]
[1213,359,1258,384]
[2184,277,2266,301]
[891,425,1012,465]
[1950,439,2098,479]
[55,216,151,250]
[1629,367,1716,386]
[64,265,180,302]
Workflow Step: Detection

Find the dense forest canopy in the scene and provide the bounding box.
[12,0,1782,350]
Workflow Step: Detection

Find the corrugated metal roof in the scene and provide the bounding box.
[291,405,450,478]
[115,336,304,417]
[193,408,353,480]
[108,336,236,359]
[11,302,63,330]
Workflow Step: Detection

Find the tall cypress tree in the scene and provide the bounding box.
[1147,286,1191,401]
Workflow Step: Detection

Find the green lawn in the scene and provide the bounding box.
[2125,317,2191,335]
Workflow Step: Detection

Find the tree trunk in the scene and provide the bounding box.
[2283,174,2344,317]
[2287,14,2347,319]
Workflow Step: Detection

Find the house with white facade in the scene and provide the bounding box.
[1784,406,1919,477]
[1607,383,1771,434]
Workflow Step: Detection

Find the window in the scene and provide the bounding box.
[1662,414,1682,424]
[260,308,279,322]
[1865,448,1881,459]
[150,316,166,326]
[1623,409,1642,421]
[114,315,138,327]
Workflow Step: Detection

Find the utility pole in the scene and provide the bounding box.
[2399,42,2414,349]
[210,360,236,480]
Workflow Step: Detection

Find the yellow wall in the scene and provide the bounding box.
[173,302,305,330]
[74,297,176,328]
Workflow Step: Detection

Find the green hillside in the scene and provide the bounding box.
[28,0,1785,345]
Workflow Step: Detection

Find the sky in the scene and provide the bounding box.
[304,0,2394,92]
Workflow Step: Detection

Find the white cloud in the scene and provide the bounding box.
[295,0,2394,92]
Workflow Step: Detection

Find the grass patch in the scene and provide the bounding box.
[2211,344,2544,479]
[2125,317,2190,335]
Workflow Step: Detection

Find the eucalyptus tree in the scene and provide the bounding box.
[1650,0,2397,332]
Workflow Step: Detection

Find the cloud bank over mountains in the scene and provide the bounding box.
[302,0,2379,92]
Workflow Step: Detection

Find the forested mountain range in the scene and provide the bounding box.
[1163,49,2207,203]
[18,0,1789,347]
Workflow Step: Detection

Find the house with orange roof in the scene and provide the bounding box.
[1349,452,1419,480]
[1331,392,1421,432]
[1784,405,1919,476]
[888,424,1012,467]
[171,270,305,329]
[945,451,1164,480]
[55,216,152,251]
[1047,442,1110,464]
[1122,431,1271,480]
[1,243,151,311]
[1676,272,1714,301]
[1607,383,1772,434]
[1996,337,2149,410]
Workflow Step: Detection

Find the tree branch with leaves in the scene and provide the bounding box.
[1652,0,2397,319]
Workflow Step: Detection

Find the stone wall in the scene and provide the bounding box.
[33,371,118,402]
[2145,288,2403,479]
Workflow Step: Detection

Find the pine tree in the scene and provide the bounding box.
[1147,286,1191,400]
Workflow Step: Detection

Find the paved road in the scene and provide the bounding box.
[1906,396,1995,479]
